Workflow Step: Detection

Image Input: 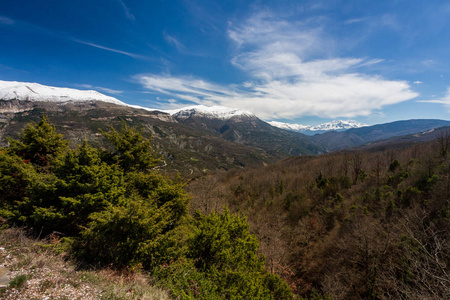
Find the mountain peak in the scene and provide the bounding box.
[0,80,126,106]
[268,119,368,134]
[313,120,368,131]
[164,105,256,120]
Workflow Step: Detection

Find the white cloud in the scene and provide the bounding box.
[117,0,135,21]
[137,75,230,96]
[73,39,148,60]
[413,81,423,84]
[422,60,435,66]
[163,32,186,52]
[344,18,366,24]
[136,72,417,119]
[137,12,418,119]
[418,87,450,110]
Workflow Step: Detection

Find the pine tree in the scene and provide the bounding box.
[7,115,68,167]
[102,121,160,172]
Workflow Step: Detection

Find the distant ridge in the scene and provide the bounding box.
[163,105,256,120]
[311,119,450,151]
[2,80,449,162]
[269,119,367,135]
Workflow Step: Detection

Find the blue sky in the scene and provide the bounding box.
[1,0,450,125]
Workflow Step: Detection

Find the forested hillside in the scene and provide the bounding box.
[0,100,275,176]
[1,115,449,299]
[0,116,292,299]
[188,134,450,299]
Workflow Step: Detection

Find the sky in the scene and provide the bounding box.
[1,0,450,126]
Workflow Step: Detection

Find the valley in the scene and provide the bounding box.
[0,81,449,299]
[187,138,450,298]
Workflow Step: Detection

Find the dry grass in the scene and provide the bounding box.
[0,227,171,300]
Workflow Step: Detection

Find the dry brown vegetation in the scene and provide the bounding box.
[187,136,450,299]
[0,228,171,300]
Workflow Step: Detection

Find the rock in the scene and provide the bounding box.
[0,267,9,287]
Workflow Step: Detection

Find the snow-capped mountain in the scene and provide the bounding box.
[0,80,127,106]
[269,120,368,135]
[310,120,368,131]
[165,105,323,156]
[0,81,259,119]
[164,105,256,120]
[267,121,311,132]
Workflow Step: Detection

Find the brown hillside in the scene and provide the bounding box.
[187,135,450,299]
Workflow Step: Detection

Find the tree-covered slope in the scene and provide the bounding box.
[0,116,293,299]
[0,100,278,176]
[187,134,450,299]
[173,113,323,156]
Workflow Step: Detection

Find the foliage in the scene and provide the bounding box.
[156,209,293,299]
[9,274,28,289]
[388,159,402,173]
[0,116,292,298]
[101,121,160,172]
[188,138,450,298]
[74,194,188,270]
[7,115,68,167]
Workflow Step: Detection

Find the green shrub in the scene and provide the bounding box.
[155,209,293,299]
[7,115,68,167]
[187,209,292,299]
[9,274,27,289]
[101,121,160,172]
[389,159,401,173]
[74,193,188,269]
[339,176,352,189]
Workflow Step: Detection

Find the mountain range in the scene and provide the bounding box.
[1,80,449,175]
[268,119,367,135]
[311,119,450,152]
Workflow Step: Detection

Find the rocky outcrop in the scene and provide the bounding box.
[0,99,34,114]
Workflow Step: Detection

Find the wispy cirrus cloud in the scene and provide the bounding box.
[117,0,135,21]
[1,16,147,61]
[163,32,186,52]
[73,39,149,60]
[137,12,418,120]
[0,16,14,25]
[418,87,450,110]
[137,74,233,105]
[344,18,366,25]
[75,84,123,95]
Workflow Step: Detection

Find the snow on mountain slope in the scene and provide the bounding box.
[164,105,256,120]
[0,80,127,105]
[268,121,311,131]
[312,120,368,131]
[0,81,254,118]
[269,120,368,133]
